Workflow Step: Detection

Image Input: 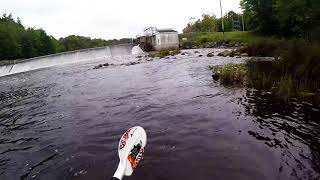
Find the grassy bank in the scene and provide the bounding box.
[179,31,279,49]
[183,31,320,102]
[180,31,289,57]
[180,31,264,43]
[210,62,320,102]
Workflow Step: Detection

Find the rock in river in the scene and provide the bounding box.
[207,52,214,57]
[212,72,220,80]
[93,63,110,69]
[241,53,249,57]
[126,61,140,66]
[218,50,231,57]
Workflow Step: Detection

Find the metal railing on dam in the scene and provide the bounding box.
[0,43,135,77]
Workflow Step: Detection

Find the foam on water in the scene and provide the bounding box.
[131,45,144,55]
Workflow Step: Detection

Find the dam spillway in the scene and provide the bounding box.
[0,44,136,77]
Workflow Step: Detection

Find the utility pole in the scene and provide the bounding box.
[219,0,224,34]
[242,13,245,31]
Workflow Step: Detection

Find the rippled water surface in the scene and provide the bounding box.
[0,49,319,180]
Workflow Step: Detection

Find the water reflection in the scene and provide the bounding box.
[240,89,320,179]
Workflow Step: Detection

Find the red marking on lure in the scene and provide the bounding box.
[119,128,131,149]
[128,147,144,168]
[128,154,137,168]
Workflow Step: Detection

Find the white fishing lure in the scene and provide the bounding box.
[111,126,147,180]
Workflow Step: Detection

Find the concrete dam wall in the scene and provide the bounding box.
[0,44,136,77]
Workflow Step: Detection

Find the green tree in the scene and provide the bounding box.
[0,13,135,61]
[240,0,277,34]
[216,11,243,32]
[183,14,217,33]
[240,0,320,39]
[0,14,23,59]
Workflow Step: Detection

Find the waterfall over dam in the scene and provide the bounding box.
[0,43,136,77]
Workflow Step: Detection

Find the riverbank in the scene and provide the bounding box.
[210,62,320,103]
[180,31,288,58]
[180,32,320,103]
[180,31,319,57]
[179,31,273,49]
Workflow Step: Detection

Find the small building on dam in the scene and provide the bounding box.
[136,27,179,51]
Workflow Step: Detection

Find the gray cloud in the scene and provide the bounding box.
[1,0,241,39]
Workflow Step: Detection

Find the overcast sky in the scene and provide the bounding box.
[1,0,241,39]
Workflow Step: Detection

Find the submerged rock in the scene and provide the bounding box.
[194,50,200,54]
[93,63,110,69]
[126,62,140,66]
[93,64,103,69]
[207,52,214,57]
[198,54,203,57]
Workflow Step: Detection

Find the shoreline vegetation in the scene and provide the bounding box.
[209,62,320,103]
[193,31,320,102]
[179,31,319,103]
[178,0,320,103]
[0,13,133,62]
[190,31,320,103]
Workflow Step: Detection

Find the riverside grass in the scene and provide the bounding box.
[210,63,320,102]
[209,64,247,85]
[187,31,320,101]
[180,31,268,44]
[179,31,280,50]
[180,31,288,57]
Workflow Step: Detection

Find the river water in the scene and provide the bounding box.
[0,49,319,180]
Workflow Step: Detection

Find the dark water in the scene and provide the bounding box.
[0,49,319,180]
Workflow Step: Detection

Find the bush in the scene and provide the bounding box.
[277,40,320,81]
[244,40,280,57]
[210,60,320,103]
[277,76,293,101]
[210,64,247,85]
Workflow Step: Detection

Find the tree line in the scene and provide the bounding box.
[183,11,244,33]
[183,0,319,40]
[241,0,319,39]
[0,14,133,61]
